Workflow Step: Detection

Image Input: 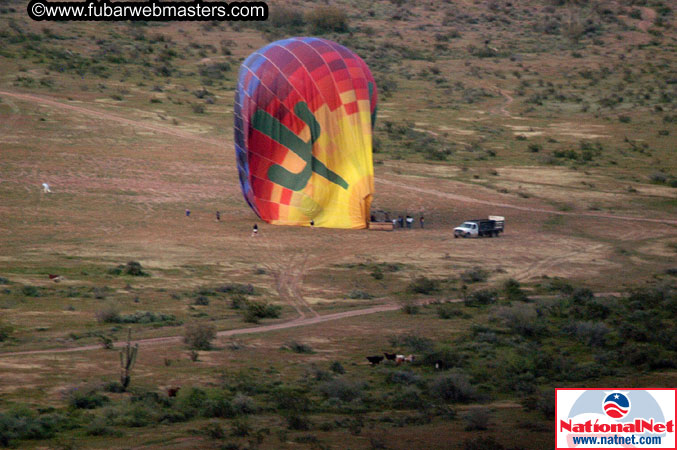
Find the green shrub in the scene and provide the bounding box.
[463,407,490,430]
[401,301,419,314]
[319,378,364,402]
[386,370,422,386]
[306,6,349,33]
[503,278,528,302]
[494,303,544,337]
[184,323,216,350]
[95,302,121,323]
[286,413,312,430]
[461,267,488,283]
[67,387,109,409]
[429,371,477,403]
[231,417,252,437]
[391,386,427,410]
[0,409,70,446]
[348,289,373,299]
[194,296,209,306]
[463,436,505,450]
[21,285,41,297]
[437,303,465,319]
[0,320,13,341]
[464,289,497,307]
[217,283,255,295]
[330,361,345,374]
[268,6,304,32]
[388,334,434,352]
[198,62,230,79]
[282,340,314,354]
[562,321,610,347]
[408,277,439,294]
[243,300,281,323]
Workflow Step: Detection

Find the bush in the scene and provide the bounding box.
[464,289,497,307]
[401,301,419,315]
[463,436,505,450]
[430,371,477,403]
[494,303,541,337]
[243,300,281,323]
[67,387,109,409]
[408,277,439,294]
[563,321,610,347]
[388,334,435,352]
[461,267,488,283]
[194,296,209,306]
[503,278,528,302]
[282,340,314,354]
[330,361,345,374]
[437,303,464,319]
[268,6,304,32]
[319,378,364,402]
[184,323,216,350]
[0,320,13,342]
[109,261,149,276]
[217,283,255,295]
[306,6,349,34]
[348,289,373,299]
[391,386,427,410]
[0,409,70,446]
[21,285,41,297]
[420,345,461,370]
[95,302,121,323]
[231,393,257,415]
[198,62,230,79]
[386,370,422,386]
[463,407,490,430]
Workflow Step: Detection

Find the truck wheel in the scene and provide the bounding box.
[462,233,469,238]
[454,234,458,239]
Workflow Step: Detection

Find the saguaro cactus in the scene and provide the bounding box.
[119,328,138,391]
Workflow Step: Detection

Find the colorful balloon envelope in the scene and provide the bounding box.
[234,37,377,229]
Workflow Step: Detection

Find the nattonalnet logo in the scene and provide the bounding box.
[604,392,631,419]
[556,388,676,449]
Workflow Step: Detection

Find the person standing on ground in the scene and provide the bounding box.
[398,216,404,228]
[251,224,258,237]
[216,211,221,221]
[185,209,191,217]
[420,216,425,228]
[310,219,314,228]
[406,215,413,229]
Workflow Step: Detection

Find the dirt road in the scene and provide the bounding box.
[0,302,404,357]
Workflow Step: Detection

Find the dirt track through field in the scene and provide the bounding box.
[377,179,677,225]
[0,301,406,357]
[2,89,676,228]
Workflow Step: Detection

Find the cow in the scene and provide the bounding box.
[384,352,397,361]
[167,387,180,397]
[366,355,384,365]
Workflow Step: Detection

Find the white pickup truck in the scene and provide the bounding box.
[454,216,505,238]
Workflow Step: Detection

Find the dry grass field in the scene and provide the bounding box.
[0,0,676,448]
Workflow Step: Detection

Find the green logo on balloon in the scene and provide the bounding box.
[252,102,349,192]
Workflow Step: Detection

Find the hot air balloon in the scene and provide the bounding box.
[234,37,377,229]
